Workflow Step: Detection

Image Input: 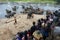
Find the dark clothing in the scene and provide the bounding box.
[57,21,60,26]
[36,25,41,30]
[43,29,49,40]
[47,23,51,32]
[16,36,22,40]
[39,27,48,40]
[40,28,48,37]
[24,31,28,40]
[16,32,22,40]
[30,25,36,35]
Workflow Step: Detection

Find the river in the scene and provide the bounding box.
[0,2,60,19]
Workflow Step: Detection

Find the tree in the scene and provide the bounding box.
[55,0,60,4]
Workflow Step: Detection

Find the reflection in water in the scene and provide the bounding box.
[0,3,60,19]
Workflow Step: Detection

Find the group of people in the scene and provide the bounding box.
[16,11,56,40]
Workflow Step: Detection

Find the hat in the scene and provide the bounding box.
[33,30,43,40]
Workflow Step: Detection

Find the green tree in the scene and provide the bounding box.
[55,0,60,4]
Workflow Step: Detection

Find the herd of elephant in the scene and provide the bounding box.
[5,6,17,18]
[22,5,60,19]
[5,5,60,19]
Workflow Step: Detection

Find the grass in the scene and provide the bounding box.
[0,0,56,4]
[11,0,56,3]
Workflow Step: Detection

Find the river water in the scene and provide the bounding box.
[0,3,60,19]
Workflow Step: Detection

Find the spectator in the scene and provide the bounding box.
[22,36,25,40]
[30,22,36,35]
[24,30,28,40]
[37,19,42,28]
[16,32,22,40]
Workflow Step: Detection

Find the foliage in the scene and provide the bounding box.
[55,0,60,4]
[0,0,60,4]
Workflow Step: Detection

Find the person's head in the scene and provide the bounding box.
[24,30,27,35]
[46,15,49,20]
[41,18,44,21]
[38,19,40,22]
[33,21,36,26]
[18,32,24,38]
[27,29,31,36]
[17,32,20,36]
[44,19,46,23]
[28,29,31,33]
[24,30,27,33]
[37,19,41,26]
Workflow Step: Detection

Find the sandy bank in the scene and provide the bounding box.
[0,14,46,40]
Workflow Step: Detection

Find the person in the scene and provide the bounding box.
[22,36,25,40]
[39,18,49,40]
[27,30,31,37]
[40,18,44,23]
[30,22,36,35]
[37,19,42,29]
[27,33,30,40]
[27,29,33,40]
[24,30,28,40]
[16,32,22,40]
[14,16,17,24]
[46,15,50,21]
[43,28,48,40]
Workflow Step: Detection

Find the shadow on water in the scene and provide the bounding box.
[0,2,60,19]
